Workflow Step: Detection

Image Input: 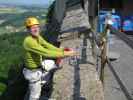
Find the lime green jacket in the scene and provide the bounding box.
[23,35,64,69]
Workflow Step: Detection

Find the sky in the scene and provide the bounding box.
[0,0,55,6]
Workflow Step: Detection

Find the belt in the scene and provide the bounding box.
[25,65,42,70]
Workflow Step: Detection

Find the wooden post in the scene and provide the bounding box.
[100,26,108,85]
[100,38,107,85]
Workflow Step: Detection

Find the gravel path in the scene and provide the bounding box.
[104,34,133,100]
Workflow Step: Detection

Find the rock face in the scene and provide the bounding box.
[60,4,91,34]
[40,2,104,100]
[50,36,104,100]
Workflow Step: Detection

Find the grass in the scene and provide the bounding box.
[0,32,26,100]
[0,32,26,77]
[0,83,7,95]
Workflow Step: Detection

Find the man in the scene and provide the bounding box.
[23,17,76,100]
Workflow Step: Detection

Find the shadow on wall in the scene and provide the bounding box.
[44,17,61,47]
[70,33,93,100]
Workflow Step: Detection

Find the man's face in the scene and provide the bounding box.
[29,25,40,37]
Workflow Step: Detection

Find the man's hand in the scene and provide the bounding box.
[64,50,78,57]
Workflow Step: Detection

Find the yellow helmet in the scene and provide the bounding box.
[25,17,40,27]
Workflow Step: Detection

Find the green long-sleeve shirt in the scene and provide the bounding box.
[23,35,64,69]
